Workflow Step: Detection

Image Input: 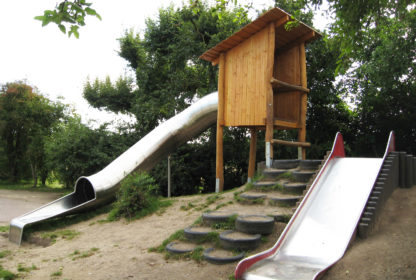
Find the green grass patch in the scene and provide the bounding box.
[50,270,62,277]
[40,229,80,244]
[0,226,9,233]
[276,172,296,181]
[0,265,16,280]
[0,180,67,193]
[23,204,112,240]
[17,263,37,272]
[148,229,186,253]
[107,173,173,221]
[71,248,99,260]
[210,214,237,230]
[164,246,205,262]
[0,250,11,259]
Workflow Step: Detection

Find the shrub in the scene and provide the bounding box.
[108,172,161,220]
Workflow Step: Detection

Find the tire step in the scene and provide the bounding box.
[282,182,307,194]
[263,168,289,179]
[299,160,322,170]
[235,215,275,235]
[166,241,197,254]
[202,211,237,225]
[219,230,261,250]
[269,196,301,207]
[184,226,215,241]
[271,159,299,169]
[203,248,245,264]
[292,170,316,182]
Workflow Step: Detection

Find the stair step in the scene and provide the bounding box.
[202,211,237,225]
[292,170,316,182]
[166,241,197,254]
[269,196,301,207]
[240,192,267,200]
[235,215,275,235]
[203,248,245,264]
[184,226,215,241]
[299,160,322,170]
[252,181,278,188]
[282,182,307,194]
[219,230,261,250]
[271,159,299,169]
[269,212,292,223]
[263,168,288,179]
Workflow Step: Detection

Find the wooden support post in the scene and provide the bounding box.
[247,128,257,182]
[298,43,307,160]
[265,22,276,168]
[216,53,226,192]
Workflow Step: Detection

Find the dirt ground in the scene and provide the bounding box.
[0,186,415,280]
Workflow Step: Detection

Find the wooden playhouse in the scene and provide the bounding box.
[200,8,321,191]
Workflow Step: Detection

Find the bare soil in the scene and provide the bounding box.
[0,186,415,280]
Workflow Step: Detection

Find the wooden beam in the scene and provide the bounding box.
[299,43,308,159]
[216,53,226,192]
[270,78,310,93]
[274,15,289,28]
[265,22,276,168]
[247,128,257,182]
[274,119,300,129]
[277,31,316,53]
[272,139,311,147]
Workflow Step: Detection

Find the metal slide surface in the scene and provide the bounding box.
[9,92,218,245]
[235,132,395,280]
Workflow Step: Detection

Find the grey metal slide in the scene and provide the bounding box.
[234,132,395,279]
[9,92,218,245]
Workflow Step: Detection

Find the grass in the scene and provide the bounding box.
[0,265,15,280]
[209,214,237,230]
[51,270,63,277]
[0,179,68,193]
[40,229,80,244]
[107,197,172,221]
[180,193,224,212]
[23,203,112,240]
[17,263,37,272]
[70,248,99,261]
[276,172,296,181]
[148,229,186,253]
[0,250,11,259]
[0,226,9,232]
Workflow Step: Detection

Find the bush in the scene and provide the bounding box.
[108,172,161,220]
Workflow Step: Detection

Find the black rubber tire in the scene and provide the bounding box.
[282,182,306,195]
[292,170,316,182]
[299,160,322,170]
[269,196,300,207]
[202,211,237,225]
[239,193,267,200]
[271,159,299,169]
[203,248,245,265]
[184,226,213,241]
[165,242,196,254]
[219,230,261,250]
[235,215,275,235]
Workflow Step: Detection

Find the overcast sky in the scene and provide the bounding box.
[0,0,328,127]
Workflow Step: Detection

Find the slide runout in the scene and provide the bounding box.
[9,92,218,245]
[235,131,395,280]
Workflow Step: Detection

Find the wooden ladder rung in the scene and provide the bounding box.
[270,78,310,93]
[272,139,311,147]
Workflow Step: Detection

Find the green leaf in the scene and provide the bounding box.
[58,24,66,34]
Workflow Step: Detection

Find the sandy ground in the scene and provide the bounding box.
[0,186,415,279]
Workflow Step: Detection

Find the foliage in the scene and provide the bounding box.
[108,172,171,220]
[45,116,130,188]
[0,82,65,184]
[84,1,252,193]
[0,265,15,280]
[35,0,101,38]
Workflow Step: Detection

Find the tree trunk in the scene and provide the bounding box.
[30,162,37,187]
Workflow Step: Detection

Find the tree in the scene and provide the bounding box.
[83,1,252,194]
[46,116,132,188]
[35,0,101,38]
[0,82,65,184]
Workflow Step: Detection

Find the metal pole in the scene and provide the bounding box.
[168,155,171,198]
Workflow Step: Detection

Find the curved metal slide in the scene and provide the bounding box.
[9,92,218,245]
[235,132,395,280]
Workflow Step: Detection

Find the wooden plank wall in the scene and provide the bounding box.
[223,27,269,127]
[274,46,302,124]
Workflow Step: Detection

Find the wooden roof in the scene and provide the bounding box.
[200,7,321,63]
